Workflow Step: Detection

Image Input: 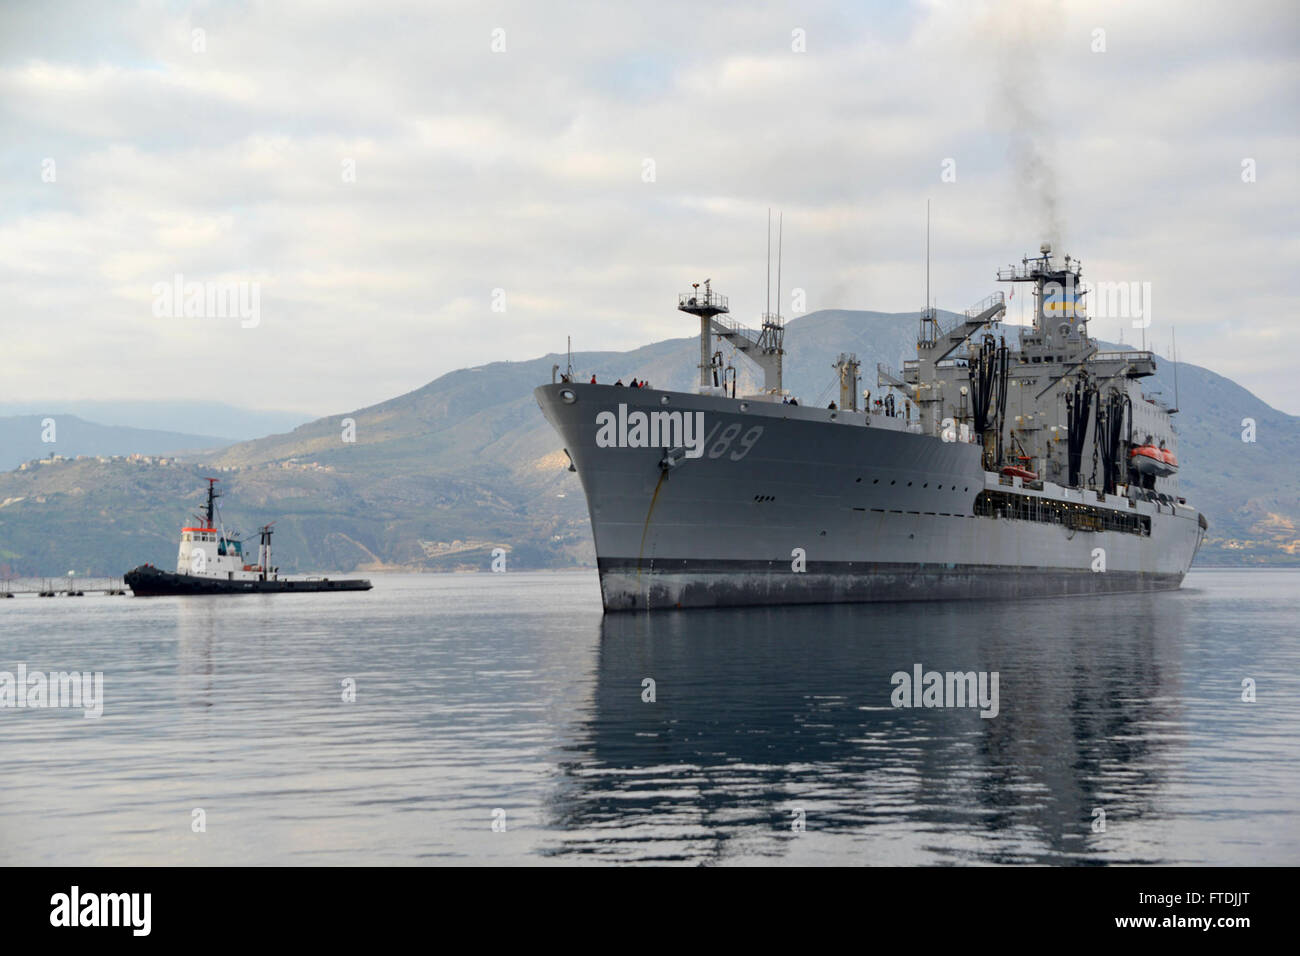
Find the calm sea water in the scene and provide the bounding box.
[1,568,1297,866]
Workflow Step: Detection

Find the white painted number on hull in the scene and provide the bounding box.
[705,423,763,460]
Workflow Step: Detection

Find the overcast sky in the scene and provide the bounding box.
[2,0,1296,417]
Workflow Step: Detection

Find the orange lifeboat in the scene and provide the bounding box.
[1001,465,1038,481]
[1130,442,1176,477]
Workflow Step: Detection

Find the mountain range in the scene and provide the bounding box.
[0,401,309,449]
[0,415,233,473]
[1,308,1296,576]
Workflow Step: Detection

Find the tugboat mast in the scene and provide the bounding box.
[258,522,276,581]
[204,477,221,528]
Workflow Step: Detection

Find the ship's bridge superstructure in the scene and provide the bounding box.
[879,244,1180,501]
[177,526,244,576]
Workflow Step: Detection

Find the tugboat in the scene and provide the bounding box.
[124,479,373,596]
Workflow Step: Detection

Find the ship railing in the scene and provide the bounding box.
[932,315,966,341]
[928,292,1005,342]
[924,313,957,341]
[712,314,766,347]
[1092,350,1154,364]
[964,291,1005,320]
[995,258,1081,282]
[678,290,729,312]
[756,314,785,352]
[712,314,756,338]
[997,262,1052,281]
[876,362,907,388]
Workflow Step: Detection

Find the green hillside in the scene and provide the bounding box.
[1,309,1295,575]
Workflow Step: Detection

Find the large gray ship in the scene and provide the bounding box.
[535,244,1206,611]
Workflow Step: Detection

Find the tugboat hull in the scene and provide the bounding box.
[124,565,372,596]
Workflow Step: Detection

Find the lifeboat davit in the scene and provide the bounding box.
[1130,444,1177,477]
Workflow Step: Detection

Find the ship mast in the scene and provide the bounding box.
[678,213,786,398]
[203,477,220,528]
[918,200,942,347]
[679,279,730,388]
[258,523,275,580]
[1170,327,1180,414]
[775,210,783,335]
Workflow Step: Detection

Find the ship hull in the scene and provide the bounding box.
[596,559,1185,610]
[124,566,372,596]
[535,383,1206,612]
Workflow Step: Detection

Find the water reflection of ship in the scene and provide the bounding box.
[543,596,1187,864]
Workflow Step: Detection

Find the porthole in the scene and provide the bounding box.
[660,395,670,405]
[559,388,577,404]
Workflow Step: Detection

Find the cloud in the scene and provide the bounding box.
[0,0,1296,415]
